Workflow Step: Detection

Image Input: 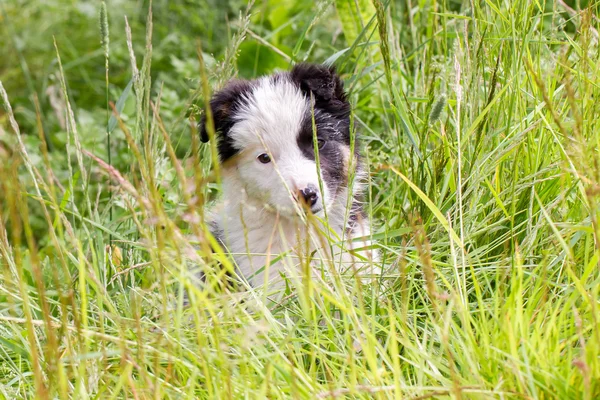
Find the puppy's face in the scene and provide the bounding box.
[200,64,355,218]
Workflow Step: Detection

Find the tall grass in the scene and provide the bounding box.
[1,0,599,398]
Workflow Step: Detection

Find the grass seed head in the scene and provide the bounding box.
[99,1,109,58]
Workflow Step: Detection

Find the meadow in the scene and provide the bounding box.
[1,0,599,398]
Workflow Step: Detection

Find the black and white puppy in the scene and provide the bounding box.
[199,63,376,287]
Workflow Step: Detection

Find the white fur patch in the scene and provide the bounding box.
[230,78,308,152]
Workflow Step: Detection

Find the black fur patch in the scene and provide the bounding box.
[292,64,359,197]
[290,63,350,119]
[297,110,351,196]
[198,79,253,161]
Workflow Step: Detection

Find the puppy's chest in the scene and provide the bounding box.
[216,210,334,285]
[222,213,320,256]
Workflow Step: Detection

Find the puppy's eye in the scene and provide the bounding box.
[317,138,327,150]
[257,153,271,164]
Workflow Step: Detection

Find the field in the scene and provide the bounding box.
[1,0,599,398]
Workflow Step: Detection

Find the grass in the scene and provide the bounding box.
[1,0,600,398]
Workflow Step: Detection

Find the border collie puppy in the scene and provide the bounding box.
[199,63,376,288]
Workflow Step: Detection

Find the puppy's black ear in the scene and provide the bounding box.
[291,63,350,120]
[198,80,252,144]
[290,63,348,103]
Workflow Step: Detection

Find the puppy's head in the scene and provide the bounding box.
[199,64,356,217]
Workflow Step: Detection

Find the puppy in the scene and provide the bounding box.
[199,63,376,288]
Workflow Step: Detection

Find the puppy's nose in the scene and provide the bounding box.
[300,185,319,207]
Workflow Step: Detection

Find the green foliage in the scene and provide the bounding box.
[334,0,378,45]
[1,0,600,399]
